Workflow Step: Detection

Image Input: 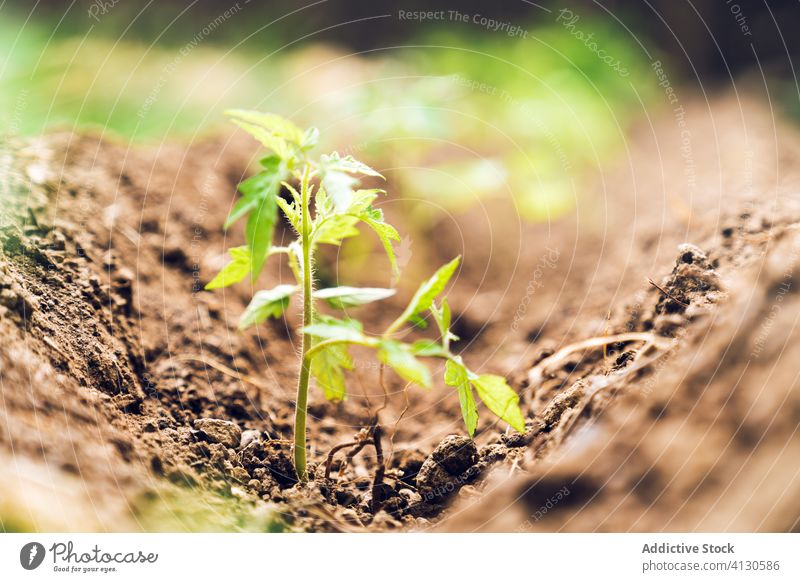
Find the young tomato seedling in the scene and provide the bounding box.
[207,110,525,482]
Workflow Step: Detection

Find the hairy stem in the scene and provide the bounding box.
[294,168,314,483]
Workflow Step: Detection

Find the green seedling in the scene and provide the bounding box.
[207,110,525,482]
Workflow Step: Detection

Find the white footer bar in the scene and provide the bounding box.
[1,533,797,581]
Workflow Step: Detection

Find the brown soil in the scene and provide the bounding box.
[2,93,800,532]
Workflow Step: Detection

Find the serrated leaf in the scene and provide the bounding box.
[226,109,305,146]
[457,383,479,438]
[322,152,383,178]
[431,299,450,339]
[390,257,460,332]
[471,374,525,433]
[314,286,395,309]
[205,246,251,290]
[238,284,297,330]
[310,342,352,402]
[445,359,478,437]
[241,162,284,279]
[377,340,431,388]
[302,315,366,342]
[230,119,296,160]
[275,196,301,233]
[358,210,401,276]
[321,170,359,212]
[301,126,319,151]
[431,299,459,348]
[224,196,258,230]
[223,156,282,231]
[313,214,361,246]
[246,194,278,280]
[320,153,384,212]
[313,184,334,216]
[282,180,302,205]
[347,189,382,214]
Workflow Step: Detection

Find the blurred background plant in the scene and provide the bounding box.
[0,2,659,223]
[1,0,797,264]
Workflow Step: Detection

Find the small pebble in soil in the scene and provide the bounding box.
[398,488,422,505]
[238,429,261,450]
[193,418,242,448]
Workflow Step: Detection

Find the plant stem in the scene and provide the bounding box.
[294,167,314,483]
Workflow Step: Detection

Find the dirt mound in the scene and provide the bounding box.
[2,95,800,532]
[439,96,800,532]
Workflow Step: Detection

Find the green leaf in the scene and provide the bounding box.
[302,315,367,343]
[224,196,258,230]
[314,286,396,309]
[230,119,296,160]
[275,196,301,233]
[358,208,401,276]
[320,153,384,212]
[246,194,278,280]
[310,342,353,402]
[445,359,478,437]
[409,313,429,329]
[313,184,334,216]
[305,315,363,401]
[205,246,251,290]
[321,169,359,212]
[301,126,319,151]
[347,189,383,214]
[312,214,361,246]
[390,257,461,332]
[224,156,282,231]
[311,190,395,261]
[225,109,304,147]
[246,166,285,280]
[282,181,302,206]
[377,340,431,388]
[239,157,282,195]
[471,374,526,433]
[431,299,450,339]
[238,284,297,330]
[431,299,459,348]
[457,383,479,438]
[321,153,383,178]
[410,339,448,358]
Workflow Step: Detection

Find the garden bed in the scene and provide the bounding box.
[2,95,799,532]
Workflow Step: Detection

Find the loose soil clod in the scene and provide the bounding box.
[416,435,479,502]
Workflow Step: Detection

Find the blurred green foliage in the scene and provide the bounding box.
[0,12,656,220]
[132,487,287,533]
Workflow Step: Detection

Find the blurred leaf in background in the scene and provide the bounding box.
[0,7,656,228]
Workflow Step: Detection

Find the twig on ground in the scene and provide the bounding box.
[370,422,388,510]
[323,440,361,480]
[647,277,689,307]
